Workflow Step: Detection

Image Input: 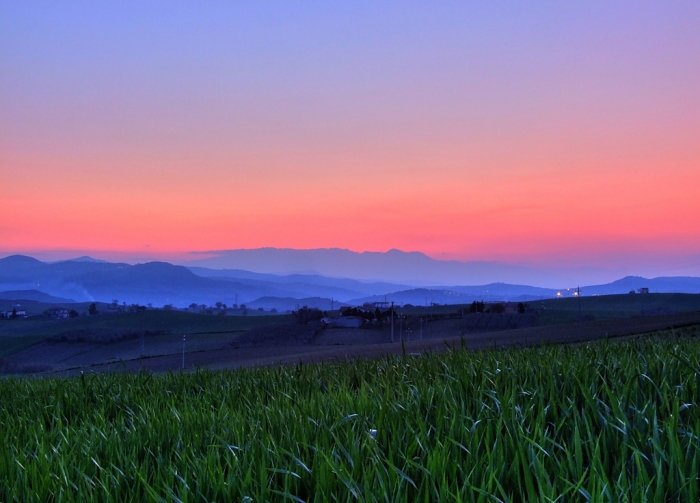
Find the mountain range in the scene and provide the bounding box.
[1,251,699,309]
[183,248,606,286]
[0,254,410,307]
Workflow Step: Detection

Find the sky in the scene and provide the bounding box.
[1,2,699,280]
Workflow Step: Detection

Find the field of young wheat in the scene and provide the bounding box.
[2,329,700,501]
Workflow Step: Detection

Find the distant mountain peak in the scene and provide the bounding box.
[381,248,424,257]
[0,254,44,265]
[130,261,200,279]
[62,256,110,263]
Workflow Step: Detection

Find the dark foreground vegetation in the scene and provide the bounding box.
[2,327,700,501]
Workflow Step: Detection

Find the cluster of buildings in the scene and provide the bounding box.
[0,305,28,319]
[104,301,148,314]
[632,288,650,294]
[45,307,71,319]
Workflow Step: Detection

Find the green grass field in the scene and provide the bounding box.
[2,328,700,501]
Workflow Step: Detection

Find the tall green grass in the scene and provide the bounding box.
[2,332,700,501]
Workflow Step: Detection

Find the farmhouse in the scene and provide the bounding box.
[502,302,526,314]
[504,303,518,314]
[45,307,70,319]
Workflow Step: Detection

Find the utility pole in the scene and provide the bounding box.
[182,334,186,370]
[420,318,423,340]
[399,316,403,342]
[390,302,394,343]
[577,286,582,317]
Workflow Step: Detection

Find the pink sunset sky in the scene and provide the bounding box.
[1,2,699,279]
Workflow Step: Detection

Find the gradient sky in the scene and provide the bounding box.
[2,2,699,277]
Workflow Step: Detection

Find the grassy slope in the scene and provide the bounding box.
[0,311,294,359]
[541,292,700,311]
[538,293,700,324]
[1,310,294,337]
[380,293,700,332]
[396,293,700,317]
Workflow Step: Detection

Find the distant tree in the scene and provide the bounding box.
[88,303,98,315]
[257,307,264,311]
[163,304,174,310]
[469,301,485,313]
[189,303,198,311]
[489,303,505,314]
[375,307,383,328]
[518,302,526,314]
[215,302,223,310]
[270,308,277,313]
[69,309,79,318]
[10,308,17,319]
[294,307,323,324]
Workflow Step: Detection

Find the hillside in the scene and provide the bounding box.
[0,290,75,303]
[582,276,700,295]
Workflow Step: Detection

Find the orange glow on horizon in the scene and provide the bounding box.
[3,136,699,267]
